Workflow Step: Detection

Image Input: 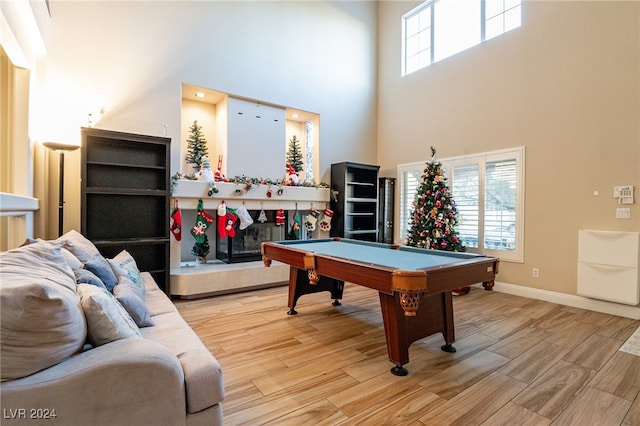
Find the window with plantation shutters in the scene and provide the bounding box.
[398,147,524,262]
[398,166,421,241]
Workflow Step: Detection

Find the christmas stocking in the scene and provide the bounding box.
[225,207,238,238]
[288,211,301,239]
[217,201,228,239]
[275,209,285,226]
[236,204,254,230]
[319,208,334,232]
[170,204,182,241]
[191,199,214,243]
[304,208,320,232]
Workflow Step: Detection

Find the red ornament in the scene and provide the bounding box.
[435,200,441,208]
[426,190,431,195]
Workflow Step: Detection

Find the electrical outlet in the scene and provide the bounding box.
[532,268,539,278]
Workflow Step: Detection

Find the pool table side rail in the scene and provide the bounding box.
[262,241,499,296]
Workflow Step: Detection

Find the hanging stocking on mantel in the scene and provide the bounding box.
[170,201,182,241]
[237,204,254,230]
[319,208,334,232]
[217,200,228,239]
[304,208,319,232]
[191,199,214,244]
[275,209,285,226]
[225,207,238,238]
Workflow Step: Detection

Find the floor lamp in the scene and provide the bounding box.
[43,142,80,237]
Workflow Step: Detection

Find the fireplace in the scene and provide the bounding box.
[216,210,288,263]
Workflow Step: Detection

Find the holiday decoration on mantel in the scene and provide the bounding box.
[319,208,333,232]
[405,147,468,295]
[170,202,182,241]
[185,120,209,172]
[285,163,300,186]
[191,199,214,263]
[286,135,304,173]
[170,171,329,195]
[216,200,238,239]
[191,199,214,244]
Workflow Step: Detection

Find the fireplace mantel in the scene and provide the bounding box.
[170,179,331,298]
[172,179,331,211]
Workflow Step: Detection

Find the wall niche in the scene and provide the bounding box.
[181,83,320,183]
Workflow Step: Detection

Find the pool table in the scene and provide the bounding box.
[261,238,499,376]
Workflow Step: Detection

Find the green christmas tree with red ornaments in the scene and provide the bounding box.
[405,147,466,254]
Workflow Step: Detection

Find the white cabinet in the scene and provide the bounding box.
[577,230,640,305]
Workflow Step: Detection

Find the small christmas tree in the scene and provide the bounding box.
[191,234,210,260]
[185,120,209,171]
[405,147,465,253]
[286,135,304,173]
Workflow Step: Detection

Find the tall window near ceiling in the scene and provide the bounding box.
[402,0,522,76]
[398,147,524,262]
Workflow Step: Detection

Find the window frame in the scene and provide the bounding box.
[402,0,522,76]
[397,146,525,262]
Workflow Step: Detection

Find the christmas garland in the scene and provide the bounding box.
[171,172,329,195]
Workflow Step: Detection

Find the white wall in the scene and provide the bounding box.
[30,1,378,231]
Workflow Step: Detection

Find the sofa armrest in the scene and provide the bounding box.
[1,339,187,426]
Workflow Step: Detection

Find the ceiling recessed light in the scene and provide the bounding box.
[195,92,205,98]
[291,113,299,118]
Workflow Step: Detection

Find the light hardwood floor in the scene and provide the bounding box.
[175,284,640,425]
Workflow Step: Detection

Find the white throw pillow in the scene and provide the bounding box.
[0,241,86,381]
[77,284,141,346]
[56,229,100,263]
[108,250,144,294]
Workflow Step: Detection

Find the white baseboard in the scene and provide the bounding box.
[480,281,640,320]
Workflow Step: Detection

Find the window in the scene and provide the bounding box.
[402,0,522,76]
[398,147,524,262]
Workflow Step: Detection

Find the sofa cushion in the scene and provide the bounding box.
[108,250,144,293]
[77,284,142,346]
[56,229,100,263]
[142,272,178,316]
[0,241,87,381]
[141,311,225,412]
[114,277,154,327]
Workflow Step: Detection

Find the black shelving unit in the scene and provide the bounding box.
[330,162,380,242]
[81,127,171,293]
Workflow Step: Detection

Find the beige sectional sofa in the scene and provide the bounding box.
[0,231,224,425]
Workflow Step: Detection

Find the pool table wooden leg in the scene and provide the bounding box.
[379,291,456,375]
[287,267,345,315]
[482,280,495,291]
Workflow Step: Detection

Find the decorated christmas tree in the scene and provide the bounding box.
[185,120,209,171]
[286,135,304,173]
[405,147,465,253]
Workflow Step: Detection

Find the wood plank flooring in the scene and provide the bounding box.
[175,284,640,425]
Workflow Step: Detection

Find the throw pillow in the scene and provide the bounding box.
[74,268,106,289]
[77,284,141,346]
[108,250,144,294]
[84,254,118,292]
[1,241,86,381]
[113,277,154,327]
[56,229,100,263]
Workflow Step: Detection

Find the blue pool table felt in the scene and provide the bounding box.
[278,239,473,271]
